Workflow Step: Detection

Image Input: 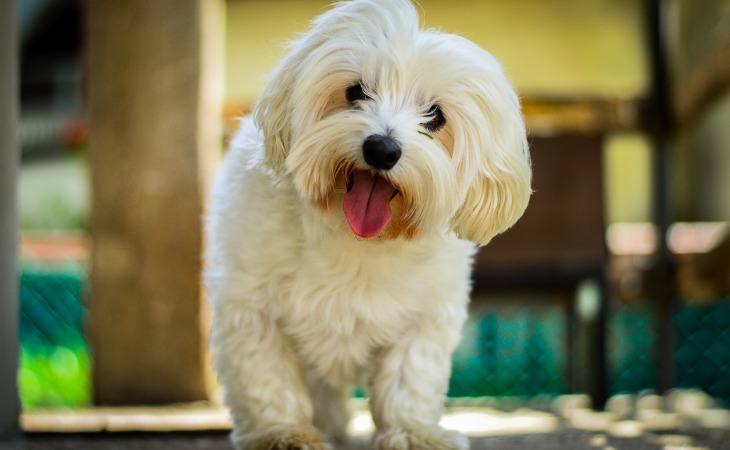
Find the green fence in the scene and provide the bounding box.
[19,264,91,407]
[674,301,730,404]
[17,265,730,408]
[450,303,567,398]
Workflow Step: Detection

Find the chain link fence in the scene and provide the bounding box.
[17,261,730,408]
[675,300,730,405]
[608,301,658,395]
[450,300,567,398]
[19,261,90,408]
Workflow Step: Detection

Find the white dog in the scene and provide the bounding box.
[205,0,531,449]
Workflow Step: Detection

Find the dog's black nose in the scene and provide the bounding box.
[363,134,401,171]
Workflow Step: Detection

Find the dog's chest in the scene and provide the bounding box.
[278,243,432,382]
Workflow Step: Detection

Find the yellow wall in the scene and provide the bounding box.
[225,0,330,106]
[604,133,654,223]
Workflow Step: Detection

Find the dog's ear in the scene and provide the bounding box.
[448,73,532,246]
[253,50,301,173]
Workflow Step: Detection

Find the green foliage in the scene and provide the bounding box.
[19,344,91,408]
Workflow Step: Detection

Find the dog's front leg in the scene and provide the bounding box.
[368,318,469,450]
[212,307,327,450]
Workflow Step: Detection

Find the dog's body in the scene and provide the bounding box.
[206,1,531,449]
[208,125,474,446]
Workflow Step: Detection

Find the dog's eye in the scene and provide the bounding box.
[346,82,370,104]
[421,104,446,132]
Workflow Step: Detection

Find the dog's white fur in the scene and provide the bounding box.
[205,1,531,449]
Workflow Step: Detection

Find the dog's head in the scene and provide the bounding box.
[254,0,531,245]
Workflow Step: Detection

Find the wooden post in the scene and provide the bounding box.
[87,0,223,404]
[645,0,677,396]
[0,0,20,436]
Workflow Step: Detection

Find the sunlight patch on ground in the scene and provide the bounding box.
[348,408,559,437]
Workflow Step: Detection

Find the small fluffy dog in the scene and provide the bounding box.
[206,1,531,449]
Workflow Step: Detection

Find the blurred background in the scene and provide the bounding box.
[14,0,730,419]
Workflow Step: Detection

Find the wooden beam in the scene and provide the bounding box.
[522,97,642,136]
[0,0,20,437]
[675,31,730,129]
[87,0,223,405]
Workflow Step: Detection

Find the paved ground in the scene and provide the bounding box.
[3,429,730,450]
[4,391,730,449]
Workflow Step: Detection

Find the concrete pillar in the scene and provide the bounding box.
[87,0,223,404]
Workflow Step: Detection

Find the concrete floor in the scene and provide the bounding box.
[3,429,730,450]
[5,392,730,450]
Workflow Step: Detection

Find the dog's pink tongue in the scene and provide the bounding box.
[343,170,397,238]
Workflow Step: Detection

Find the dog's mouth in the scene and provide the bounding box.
[343,170,398,238]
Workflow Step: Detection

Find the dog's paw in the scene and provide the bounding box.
[234,426,330,450]
[375,426,469,450]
